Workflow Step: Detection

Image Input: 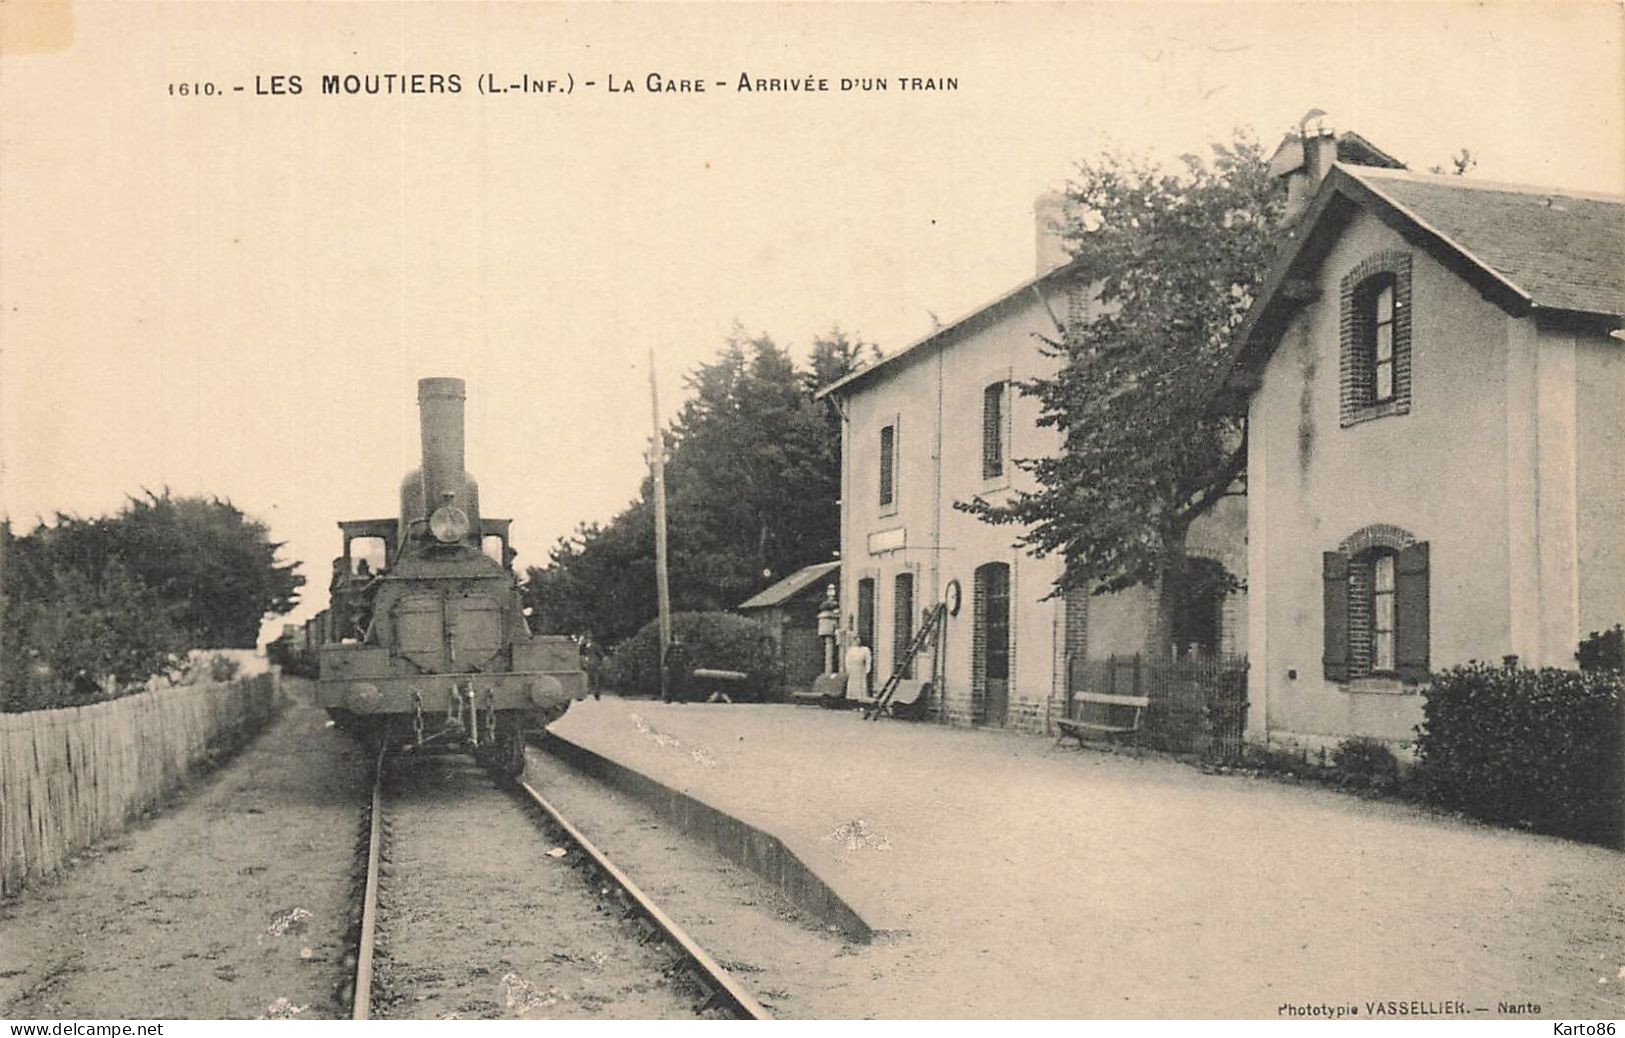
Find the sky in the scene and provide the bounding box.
[2,2,1621,646]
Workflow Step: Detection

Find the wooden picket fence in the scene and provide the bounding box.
[0,672,280,895]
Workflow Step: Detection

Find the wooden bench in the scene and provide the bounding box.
[1054,692,1149,748]
[689,667,749,703]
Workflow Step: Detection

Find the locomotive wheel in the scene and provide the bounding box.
[501,729,526,778]
[478,723,526,779]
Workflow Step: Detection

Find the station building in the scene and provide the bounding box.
[816,209,1247,734]
[1231,133,1625,754]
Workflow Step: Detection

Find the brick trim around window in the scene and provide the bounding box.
[1339,251,1413,427]
[1323,525,1429,686]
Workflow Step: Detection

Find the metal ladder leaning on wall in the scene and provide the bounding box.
[862,602,947,720]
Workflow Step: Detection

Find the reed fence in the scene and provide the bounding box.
[1,672,280,895]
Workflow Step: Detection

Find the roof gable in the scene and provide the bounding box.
[1353,167,1625,318]
[1235,165,1625,379]
[1267,131,1406,178]
[814,258,1081,400]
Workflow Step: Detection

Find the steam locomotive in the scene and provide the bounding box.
[313,377,586,775]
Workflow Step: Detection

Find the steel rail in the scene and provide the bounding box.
[517,777,771,1020]
[352,747,386,1020]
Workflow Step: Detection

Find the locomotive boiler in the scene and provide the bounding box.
[315,377,586,774]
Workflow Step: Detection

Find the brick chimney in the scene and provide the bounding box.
[1272,110,1340,228]
[1033,190,1070,275]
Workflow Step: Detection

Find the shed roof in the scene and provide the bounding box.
[737,560,840,611]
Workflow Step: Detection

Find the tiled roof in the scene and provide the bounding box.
[1350,166,1625,318]
[737,560,839,611]
[1234,165,1625,386]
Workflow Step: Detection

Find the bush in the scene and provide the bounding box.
[602,611,781,699]
[207,652,243,684]
[1415,660,1623,846]
[1577,624,1623,673]
[1,496,300,711]
[1331,736,1401,793]
[2,557,190,712]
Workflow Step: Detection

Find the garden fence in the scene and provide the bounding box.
[0,672,280,895]
[1066,653,1249,763]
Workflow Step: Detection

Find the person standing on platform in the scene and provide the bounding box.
[663,638,692,704]
[843,637,872,701]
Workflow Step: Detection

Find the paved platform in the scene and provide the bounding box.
[548,697,1625,1018]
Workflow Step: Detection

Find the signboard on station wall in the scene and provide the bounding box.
[867,527,906,555]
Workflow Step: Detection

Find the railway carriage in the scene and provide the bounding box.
[316,377,586,774]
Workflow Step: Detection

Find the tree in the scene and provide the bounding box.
[523,326,874,646]
[524,508,658,646]
[959,132,1283,652]
[109,491,304,647]
[0,493,303,709]
[1,547,190,711]
[1429,148,1477,176]
[663,329,845,605]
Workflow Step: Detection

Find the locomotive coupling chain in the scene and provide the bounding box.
[457,679,478,746]
[446,681,465,735]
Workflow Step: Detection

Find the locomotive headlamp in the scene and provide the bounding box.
[429,505,471,543]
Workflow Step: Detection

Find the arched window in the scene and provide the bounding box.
[1323,525,1429,684]
[1171,556,1232,659]
[1359,274,1398,404]
[1368,549,1397,672]
[1340,253,1412,425]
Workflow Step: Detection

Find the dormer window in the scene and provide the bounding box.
[1340,252,1413,426]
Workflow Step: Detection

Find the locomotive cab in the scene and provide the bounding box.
[316,377,587,774]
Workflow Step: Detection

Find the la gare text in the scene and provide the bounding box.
[172,73,958,97]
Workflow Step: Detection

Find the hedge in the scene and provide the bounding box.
[1415,660,1623,846]
[601,612,781,699]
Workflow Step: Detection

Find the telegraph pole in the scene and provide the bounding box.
[648,349,674,701]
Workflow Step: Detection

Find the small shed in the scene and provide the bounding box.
[738,561,840,692]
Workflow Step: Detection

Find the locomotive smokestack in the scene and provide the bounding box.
[418,377,466,518]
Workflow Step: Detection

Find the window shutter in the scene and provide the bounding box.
[1323,551,1350,681]
[1394,541,1430,683]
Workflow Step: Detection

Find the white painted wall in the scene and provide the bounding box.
[1246,206,1625,752]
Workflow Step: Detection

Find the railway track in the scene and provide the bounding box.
[347,750,769,1021]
